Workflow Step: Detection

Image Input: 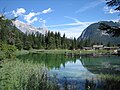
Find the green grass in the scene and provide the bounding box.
[28,49,111,54]
[0,59,44,90]
[14,50,30,55]
[13,49,112,56]
[0,58,59,90]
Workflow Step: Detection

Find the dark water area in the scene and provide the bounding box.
[17,53,120,90]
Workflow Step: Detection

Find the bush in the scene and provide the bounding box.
[0,43,17,59]
[0,52,6,60]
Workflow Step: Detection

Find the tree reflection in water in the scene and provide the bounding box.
[17,53,120,90]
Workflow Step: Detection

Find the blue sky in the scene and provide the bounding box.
[0,0,119,38]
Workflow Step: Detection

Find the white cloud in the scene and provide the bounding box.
[50,26,84,38]
[39,18,46,24]
[24,12,40,24]
[64,16,81,23]
[42,8,53,14]
[47,23,80,27]
[47,22,92,28]
[103,18,120,23]
[12,8,53,24]
[48,16,93,38]
[76,0,103,13]
[12,8,26,17]
[28,17,38,24]
[23,8,53,24]
[48,16,93,28]
[39,18,48,31]
[64,16,93,26]
[104,6,120,14]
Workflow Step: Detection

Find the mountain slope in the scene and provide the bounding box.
[14,20,47,34]
[78,21,120,45]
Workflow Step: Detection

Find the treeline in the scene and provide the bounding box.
[0,15,83,50]
[1,15,112,52]
[21,31,79,50]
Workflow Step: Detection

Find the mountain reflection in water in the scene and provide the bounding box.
[17,53,120,90]
[49,59,96,79]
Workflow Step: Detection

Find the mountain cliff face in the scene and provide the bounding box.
[13,20,46,34]
[78,21,120,45]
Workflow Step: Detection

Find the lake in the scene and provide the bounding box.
[17,53,120,90]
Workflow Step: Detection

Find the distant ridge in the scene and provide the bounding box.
[78,21,120,45]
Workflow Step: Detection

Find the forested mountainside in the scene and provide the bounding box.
[0,16,78,50]
[78,21,120,45]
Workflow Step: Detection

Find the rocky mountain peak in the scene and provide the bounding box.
[13,20,47,34]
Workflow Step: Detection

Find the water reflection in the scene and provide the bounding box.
[17,53,77,69]
[49,59,96,79]
[81,56,120,75]
[17,53,120,90]
[17,53,120,75]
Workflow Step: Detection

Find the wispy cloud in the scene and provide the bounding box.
[76,0,103,13]
[48,16,94,38]
[48,16,93,28]
[64,16,93,25]
[64,16,81,23]
[42,8,53,14]
[12,8,26,17]
[104,6,120,14]
[47,23,81,27]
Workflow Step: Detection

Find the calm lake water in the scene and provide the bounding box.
[17,53,120,90]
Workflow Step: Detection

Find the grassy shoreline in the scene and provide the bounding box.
[14,49,111,56]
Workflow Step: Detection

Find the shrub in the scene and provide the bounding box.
[0,43,17,59]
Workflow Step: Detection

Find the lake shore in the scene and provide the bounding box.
[14,49,117,56]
